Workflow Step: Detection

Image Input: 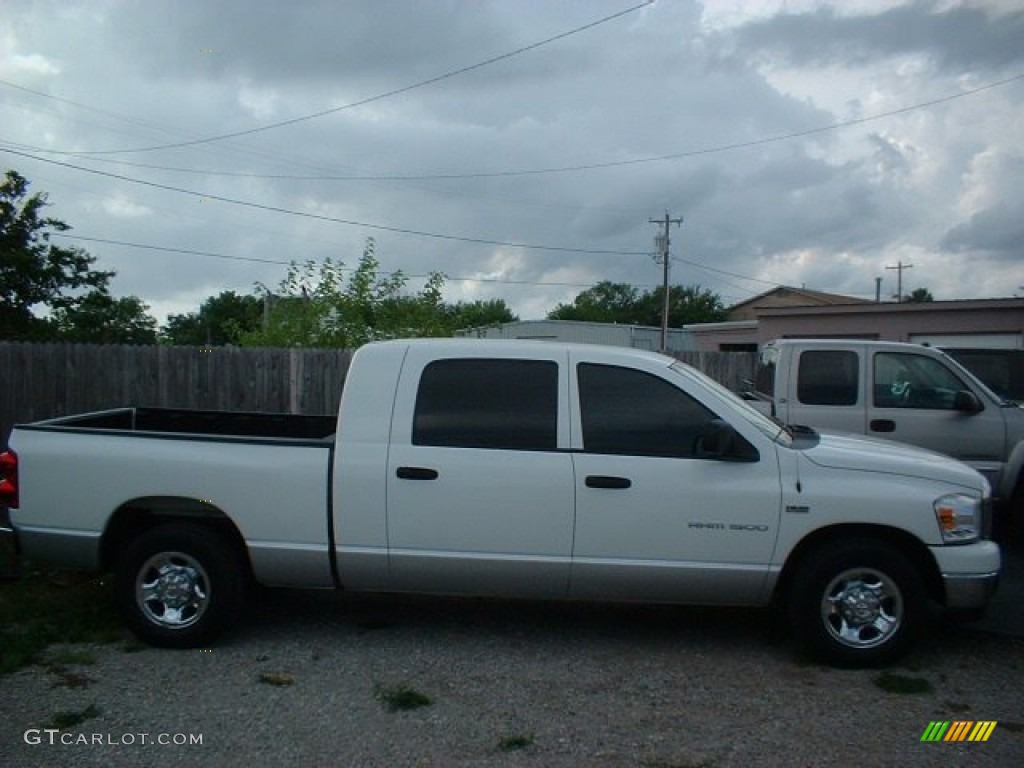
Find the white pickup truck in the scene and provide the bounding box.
[748,339,1024,536]
[0,339,1001,667]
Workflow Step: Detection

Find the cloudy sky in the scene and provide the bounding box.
[2,0,1022,325]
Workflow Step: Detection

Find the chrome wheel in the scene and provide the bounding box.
[820,567,902,649]
[136,550,210,630]
[791,539,922,666]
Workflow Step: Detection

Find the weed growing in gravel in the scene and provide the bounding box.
[48,664,93,689]
[0,545,123,675]
[943,700,971,713]
[50,649,97,666]
[497,734,534,751]
[259,672,295,687]
[873,672,934,694]
[48,704,101,730]
[376,683,432,712]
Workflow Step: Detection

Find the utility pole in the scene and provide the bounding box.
[650,212,683,352]
[886,261,913,303]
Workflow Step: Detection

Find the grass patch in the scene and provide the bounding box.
[47,664,93,689]
[497,734,534,752]
[873,672,934,695]
[258,672,295,687]
[376,683,432,712]
[48,704,101,730]
[50,649,97,666]
[0,547,123,675]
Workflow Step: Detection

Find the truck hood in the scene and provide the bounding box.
[797,430,986,492]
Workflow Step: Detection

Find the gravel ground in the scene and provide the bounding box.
[1,588,1021,768]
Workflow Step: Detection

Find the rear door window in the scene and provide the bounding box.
[413,359,558,450]
[797,350,859,406]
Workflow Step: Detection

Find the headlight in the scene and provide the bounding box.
[933,494,981,544]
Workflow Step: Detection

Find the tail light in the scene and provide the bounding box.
[0,449,18,509]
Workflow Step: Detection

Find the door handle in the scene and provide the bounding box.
[585,475,631,489]
[870,419,895,433]
[396,466,439,480]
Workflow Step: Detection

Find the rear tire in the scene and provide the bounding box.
[789,539,925,668]
[114,523,247,648]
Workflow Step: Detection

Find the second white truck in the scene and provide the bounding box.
[748,339,1024,536]
[2,339,1001,667]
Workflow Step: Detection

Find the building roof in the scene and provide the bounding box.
[727,286,872,321]
[754,296,1024,317]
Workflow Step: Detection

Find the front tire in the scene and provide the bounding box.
[114,523,247,648]
[789,539,925,668]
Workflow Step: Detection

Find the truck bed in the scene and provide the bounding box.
[18,407,337,442]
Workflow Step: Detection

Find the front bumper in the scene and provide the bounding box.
[930,540,1001,609]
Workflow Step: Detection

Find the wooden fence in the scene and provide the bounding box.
[0,342,755,446]
[0,344,354,445]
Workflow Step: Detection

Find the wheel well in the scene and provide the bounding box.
[774,524,944,607]
[100,497,250,574]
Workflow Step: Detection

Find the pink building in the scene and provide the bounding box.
[687,288,1024,351]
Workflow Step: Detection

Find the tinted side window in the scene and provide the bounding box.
[873,352,969,410]
[578,363,714,458]
[797,350,858,406]
[413,359,558,450]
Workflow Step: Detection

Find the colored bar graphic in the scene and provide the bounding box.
[946,721,972,741]
[968,722,998,742]
[920,721,997,742]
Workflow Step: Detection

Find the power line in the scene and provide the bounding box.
[49,233,658,290]
[671,256,780,288]
[53,233,771,303]
[1,147,652,256]
[12,2,652,156]
[6,145,782,299]
[11,71,1019,179]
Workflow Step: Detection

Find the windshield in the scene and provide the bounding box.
[669,361,792,446]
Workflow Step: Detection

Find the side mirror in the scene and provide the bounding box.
[953,390,983,414]
[694,419,759,462]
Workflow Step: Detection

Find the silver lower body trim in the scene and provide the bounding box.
[11,526,100,570]
[943,571,1000,609]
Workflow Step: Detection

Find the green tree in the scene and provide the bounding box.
[903,287,934,303]
[241,239,451,347]
[548,281,726,326]
[0,170,113,339]
[635,285,728,326]
[448,299,517,331]
[548,282,644,323]
[51,289,158,344]
[163,290,263,346]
